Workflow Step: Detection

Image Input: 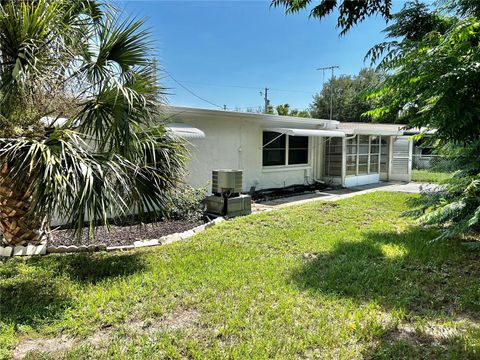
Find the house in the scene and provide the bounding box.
[412,136,436,169]
[165,106,414,193]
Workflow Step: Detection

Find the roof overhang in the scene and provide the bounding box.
[264,127,345,138]
[165,106,340,130]
[342,129,403,136]
[166,123,205,139]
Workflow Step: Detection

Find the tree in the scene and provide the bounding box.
[0,0,186,246]
[310,68,392,122]
[275,104,310,117]
[366,1,480,239]
[271,0,393,35]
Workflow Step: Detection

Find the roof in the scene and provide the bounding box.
[165,106,435,136]
[164,106,340,130]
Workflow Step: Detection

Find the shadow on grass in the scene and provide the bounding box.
[0,252,146,328]
[292,226,480,357]
[28,252,147,284]
[0,276,71,328]
[366,326,480,360]
[292,226,480,319]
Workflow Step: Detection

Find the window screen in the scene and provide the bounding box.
[263,132,286,166]
[325,137,342,176]
[288,136,309,165]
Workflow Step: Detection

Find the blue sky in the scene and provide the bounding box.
[119,1,401,111]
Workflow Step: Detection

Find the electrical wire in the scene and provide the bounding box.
[176,80,313,94]
[164,70,224,109]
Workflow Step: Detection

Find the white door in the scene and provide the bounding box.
[389,136,412,182]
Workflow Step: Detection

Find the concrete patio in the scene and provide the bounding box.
[252,182,438,213]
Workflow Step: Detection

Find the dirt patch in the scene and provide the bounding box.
[12,309,201,359]
[13,335,76,360]
[164,308,201,331]
[50,220,203,247]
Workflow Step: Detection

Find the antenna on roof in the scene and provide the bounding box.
[316,66,339,120]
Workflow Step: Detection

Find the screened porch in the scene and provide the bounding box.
[323,135,390,187]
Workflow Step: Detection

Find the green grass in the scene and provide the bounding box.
[412,169,453,183]
[1,192,480,359]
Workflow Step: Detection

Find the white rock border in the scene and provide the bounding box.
[0,217,225,258]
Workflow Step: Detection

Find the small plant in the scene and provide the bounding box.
[166,186,207,221]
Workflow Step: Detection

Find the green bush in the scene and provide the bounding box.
[166,186,207,221]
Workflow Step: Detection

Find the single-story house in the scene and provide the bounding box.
[412,136,436,169]
[165,106,415,193]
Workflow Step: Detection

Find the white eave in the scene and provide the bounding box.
[264,128,345,138]
[164,105,340,130]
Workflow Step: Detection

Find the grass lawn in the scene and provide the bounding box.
[1,192,480,359]
[412,169,453,184]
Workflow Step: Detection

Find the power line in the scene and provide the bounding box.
[163,70,224,110]
[174,80,313,95]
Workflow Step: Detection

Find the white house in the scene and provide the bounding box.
[165,106,414,193]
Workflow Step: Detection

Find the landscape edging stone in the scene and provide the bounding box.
[0,217,223,257]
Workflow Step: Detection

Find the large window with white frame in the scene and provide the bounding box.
[262,131,309,167]
[346,135,383,176]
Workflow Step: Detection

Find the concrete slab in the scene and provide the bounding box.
[254,181,436,210]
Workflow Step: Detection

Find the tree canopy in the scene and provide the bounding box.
[0,0,186,245]
[275,104,310,118]
[271,0,393,35]
[366,0,480,239]
[310,68,393,122]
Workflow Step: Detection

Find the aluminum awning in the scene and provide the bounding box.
[167,123,205,139]
[264,128,345,138]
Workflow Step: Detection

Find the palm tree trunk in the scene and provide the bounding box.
[0,163,47,246]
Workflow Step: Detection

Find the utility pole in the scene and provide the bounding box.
[260,87,270,114]
[316,66,339,120]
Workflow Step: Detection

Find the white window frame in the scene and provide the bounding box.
[262,132,310,168]
[345,135,382,177]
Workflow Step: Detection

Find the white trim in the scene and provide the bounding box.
[262,132,311,168]
[262,165,312,173]
[264,127,345,138]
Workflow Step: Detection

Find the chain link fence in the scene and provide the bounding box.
[412,154,453,171]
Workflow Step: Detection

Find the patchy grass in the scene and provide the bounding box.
[1,192,480,359]
[412,169,453,184]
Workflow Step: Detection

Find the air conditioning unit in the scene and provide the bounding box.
[206,169,251,218]
[212,169,242,195]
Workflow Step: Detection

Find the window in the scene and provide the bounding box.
[262,131,309,167]
[358,135,369,175]
[369,136,380,173]
[345,135,381,176]
[416,138,433,157]
[325,137,342,176]
[263,132,286,166]
[346,137,357,176]
[380,137,388,173]
[288,136,309,165]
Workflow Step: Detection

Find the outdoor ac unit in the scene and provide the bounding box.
[206,169,251,218]
[212,169,242,195]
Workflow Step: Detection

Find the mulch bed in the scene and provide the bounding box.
[50,220,203,247]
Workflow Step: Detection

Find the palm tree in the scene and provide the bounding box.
[0,0,186,246]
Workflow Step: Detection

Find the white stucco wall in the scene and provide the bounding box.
[182,116,315,192]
